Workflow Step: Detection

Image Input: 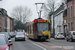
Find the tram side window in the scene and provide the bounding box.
[30,25,31,33]
[31,24,33,31]
[30,24,33,33]
[35,23,37,31]
[27,26,28,33]
[27,26,29,33]
[28,26,29,33]
[30,25,32,33]
[29,25,30,33]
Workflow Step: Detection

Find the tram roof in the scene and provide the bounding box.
[27,19,50,26]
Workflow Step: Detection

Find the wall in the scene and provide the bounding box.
[7,17,10,32]
[0,13,3,32]
[54,13,64,34]
[10,18,13,32]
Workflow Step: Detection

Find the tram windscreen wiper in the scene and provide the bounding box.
[43,28,47,31]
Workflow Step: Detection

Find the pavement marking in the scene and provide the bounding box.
[27,40,47,50]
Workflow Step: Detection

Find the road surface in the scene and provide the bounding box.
[10,36,75,50]
[31,38,75,50]
[10,38,44,50]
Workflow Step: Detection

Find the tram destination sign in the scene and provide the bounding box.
[38,20,48,22]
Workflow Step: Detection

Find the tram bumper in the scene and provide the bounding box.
[38,35,48,40]
[37,31,50,40]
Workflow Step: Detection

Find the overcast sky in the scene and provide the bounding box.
[0,0,62,21]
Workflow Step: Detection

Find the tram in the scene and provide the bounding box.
[27,18,51,41]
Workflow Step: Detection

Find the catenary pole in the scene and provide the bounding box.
[53,4,55,38]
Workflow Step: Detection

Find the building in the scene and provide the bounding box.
[50,4,65,33]
[54,4,64,34]
[10,17,13,32]
[50,2,67,37]
[7,17,10,32]
[7,16,14,32]
[63,0,75,34]
[0,8,13,32]
[0,8,7,32]
[0,10,3,32]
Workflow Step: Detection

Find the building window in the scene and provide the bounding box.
[71,6,73,17]
[63,9,67,17]
[68,7,70,18]
[68,23,70,31]
[71,22,73,31]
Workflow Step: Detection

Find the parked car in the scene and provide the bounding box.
[0,34,8,40]
[0,34,13,44]
[0,32,11,40]
[15,32,25,41]
[9,32,16,38]
[0,36,13,50]
[55,32,65,39]
[66,31,75,42]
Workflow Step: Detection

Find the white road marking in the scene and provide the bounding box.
[27,40,47,50]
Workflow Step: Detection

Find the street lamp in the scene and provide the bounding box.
[35,3,44,18]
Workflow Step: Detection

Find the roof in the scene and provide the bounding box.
[54,4,64,15]
[0,8,13,20]
[49,12,53,16]
[0,8,7,15]
[49,3,64,17]
[27,18,50,26]
[8,16,14,20]
[6,15,14,20]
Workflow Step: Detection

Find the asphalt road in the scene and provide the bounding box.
[10,37,75,50]
[50,38,75,46]
[10,38,44,50]
[31,38,75,50]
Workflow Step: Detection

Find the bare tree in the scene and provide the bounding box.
[11,6,32,23]
[43,0,60,19]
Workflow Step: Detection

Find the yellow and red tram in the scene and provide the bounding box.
[27,18,51,41]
